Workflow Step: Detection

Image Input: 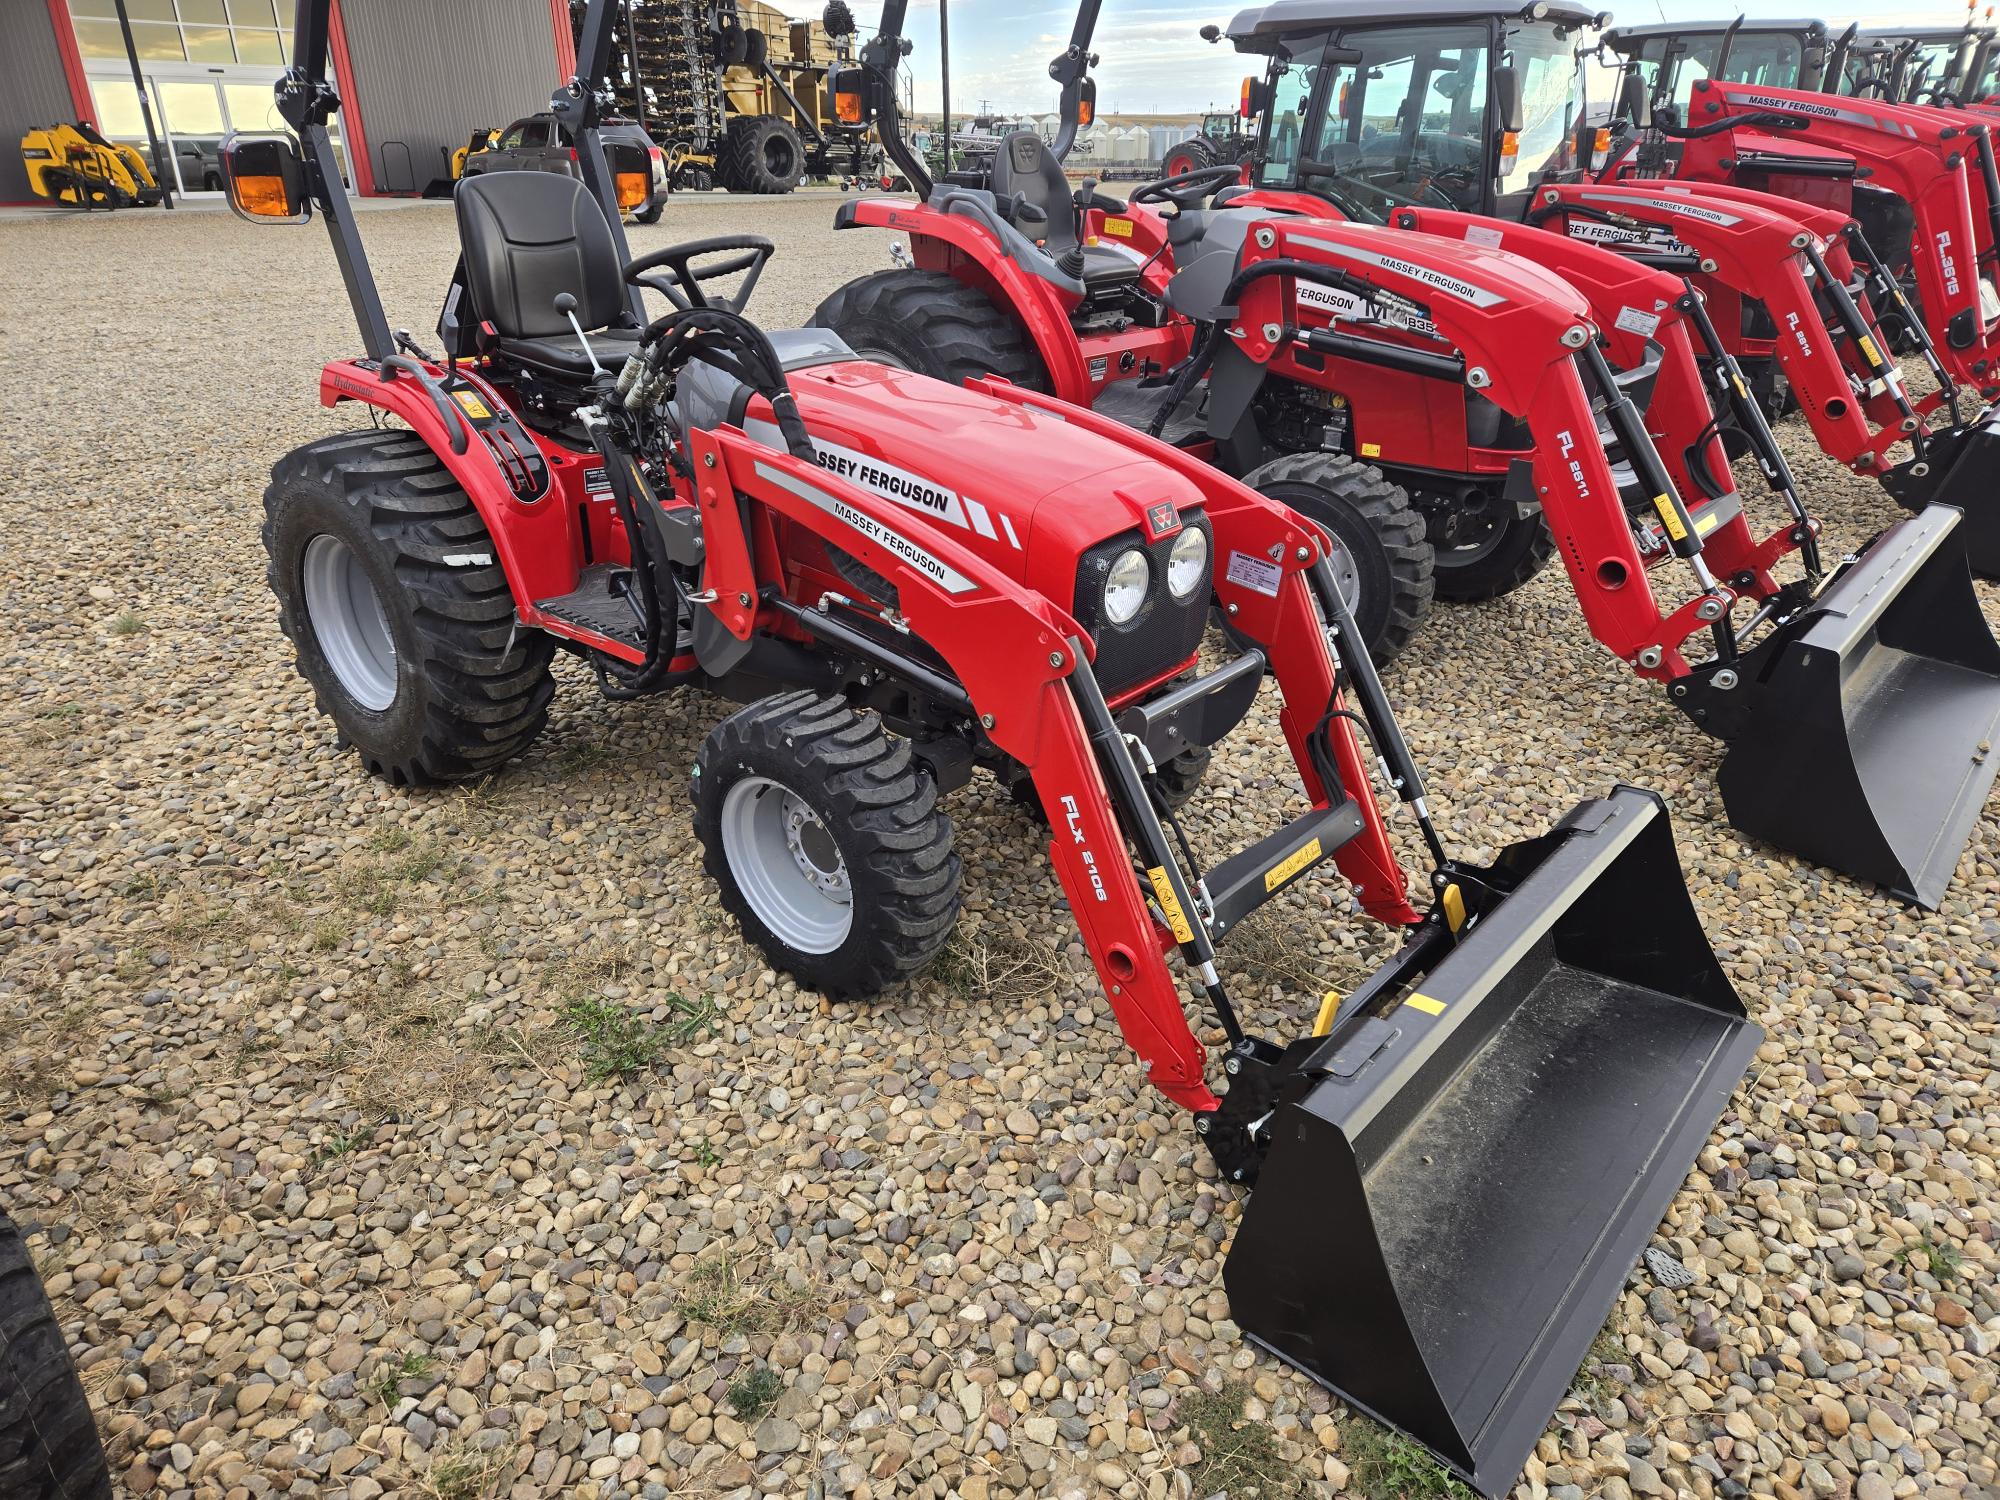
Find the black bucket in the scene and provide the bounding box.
[1882,405,2000,580]
[1222,788,1761,1498]
[1710,504,2000,908]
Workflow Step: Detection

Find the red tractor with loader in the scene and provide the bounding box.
[232,0,1765,1493]
[812,0,2000,907]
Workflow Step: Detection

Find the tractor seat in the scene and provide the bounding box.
[455,170,635,379]
[988,129,1138,288]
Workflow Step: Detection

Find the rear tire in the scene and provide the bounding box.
[1239,452,1433,665]
[811,269,1049,391]
[0,1210,112,1500]
[1161,137,1219,180]
[1425,500,1555,603]
[693,693,962,996]
[263,430,556,785]
[722,115,805,194]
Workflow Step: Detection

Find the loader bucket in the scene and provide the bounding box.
[1710,503,2000,909]
[1881,405,2000,580]
[1223,788,1760,1498]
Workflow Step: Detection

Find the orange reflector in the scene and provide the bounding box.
[1241,75,1255,116]
[1078,97,1094,125]
[233,173,293,218]
[836,89,863,123]
[1499,129,1520,168]
[1593,127,1613,153]
[615,171,648,209]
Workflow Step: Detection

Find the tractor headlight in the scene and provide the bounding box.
[1165,526,1209,599]
[1103,548,1151,624]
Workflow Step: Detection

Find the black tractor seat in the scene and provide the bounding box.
[988,130,1139,290]
[455,170,638,379]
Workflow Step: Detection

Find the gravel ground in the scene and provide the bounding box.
[1,192,1996,1500]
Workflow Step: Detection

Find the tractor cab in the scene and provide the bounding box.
[1226,0,1606,223]
[1840,26,1999,103]
[1601,18,1829,111]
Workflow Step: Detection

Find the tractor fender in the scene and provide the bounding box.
[317,359,587,609]
[834,196,1096,400]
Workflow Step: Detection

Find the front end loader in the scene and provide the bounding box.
[20,121,163,209]
[231,0,1762,1492]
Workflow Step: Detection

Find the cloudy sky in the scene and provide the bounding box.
[804,0,1983,115]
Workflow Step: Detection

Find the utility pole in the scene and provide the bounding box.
[936,0,952,172]
[111,0,174,207]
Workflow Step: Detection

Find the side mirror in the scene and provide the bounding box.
[1491,63,1526,134]
[220,132,310,223]
[1617,68,1652,128]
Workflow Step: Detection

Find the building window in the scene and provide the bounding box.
[70,0,288,67]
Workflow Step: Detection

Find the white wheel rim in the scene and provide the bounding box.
[301,533,398,711]
[1324,535,1361,612]
[721,775,853,953]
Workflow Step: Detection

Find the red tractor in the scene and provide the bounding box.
[230,1,1762,1492]
[814,0,2000,906]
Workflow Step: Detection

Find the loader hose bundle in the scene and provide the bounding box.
[638,304,818,463]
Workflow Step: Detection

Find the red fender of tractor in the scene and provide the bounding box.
[1677,80,2000,391]
[834,196,1106,402]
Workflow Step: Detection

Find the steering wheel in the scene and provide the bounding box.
[1131,164,1242,212]
[624,234,775,312]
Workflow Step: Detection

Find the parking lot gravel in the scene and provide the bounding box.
[1,191,1996,1500]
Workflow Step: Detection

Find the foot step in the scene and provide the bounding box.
[535,564,647,648]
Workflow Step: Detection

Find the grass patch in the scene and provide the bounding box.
[1178,1382,1304,1499]
[335,833,466,920]
[727,1366,784,1421]
[1344,1421,1474,1500]
[679,1252,821,1336]
[366,1351,436,1408]
[1899,1234,1964,1286]
[422,1445,505,1500]
[929,928,1064,1001]
[312,1123,376,1166]
[109,611,146,636]
[561,993,713,1081]
[1569,1327,1625,1405]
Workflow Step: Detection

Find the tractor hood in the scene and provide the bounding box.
[766,359,1212,607]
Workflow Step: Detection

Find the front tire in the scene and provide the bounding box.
[1161,137,1219,180]
[0,1210,112,1500]
[811,269,1049,391]
[1423,495,1554,603]
[693,693,962,997]
[1239,452,1433,666]
[263,430,556,785]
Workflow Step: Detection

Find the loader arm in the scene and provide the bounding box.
[1675,79,2000,394]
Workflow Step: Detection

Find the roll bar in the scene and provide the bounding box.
[273,0,641,358]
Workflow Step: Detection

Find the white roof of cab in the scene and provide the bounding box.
[1226,0,1604,50]
[1602,18,1827,50]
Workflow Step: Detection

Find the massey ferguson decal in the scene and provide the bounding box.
[1295,278,1439,339]
[753,459,981,596]
[1578,191,1741,227]
[745,423,1022,550]
[1569,220,1693,256]
[1288,232,1508,307]
[1735,92,1920,138]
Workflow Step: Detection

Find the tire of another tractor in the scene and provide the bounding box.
[721,115,806,194]
[0,1211,113,1500]
[1161,137,1219,180]
[633,202,663,223]
[694,693,962,997]
[810,270,1050,391]
[1427,503,1555,603]
[1239,453,1433,666]
[1151,745,1212,808]
[263,430,557,785]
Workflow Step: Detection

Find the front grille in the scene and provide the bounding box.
[1072,510,1213,697]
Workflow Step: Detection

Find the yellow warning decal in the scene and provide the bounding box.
[1146,866,1196,943]
[1653,495,1688,543]
[1857,333,1882,366]
[1103,216,1135,238]
[1694,506,1722,536]
[453,390,492,420]
[1404,993,1447,1016]
[1264,837,1323,893]
[1441,882,1466,933]
[1313,992,1343,1036]
[1360,441,1382,458]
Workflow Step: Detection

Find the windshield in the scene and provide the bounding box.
[1627,32,1806,107]
[1254,19,1586,220]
